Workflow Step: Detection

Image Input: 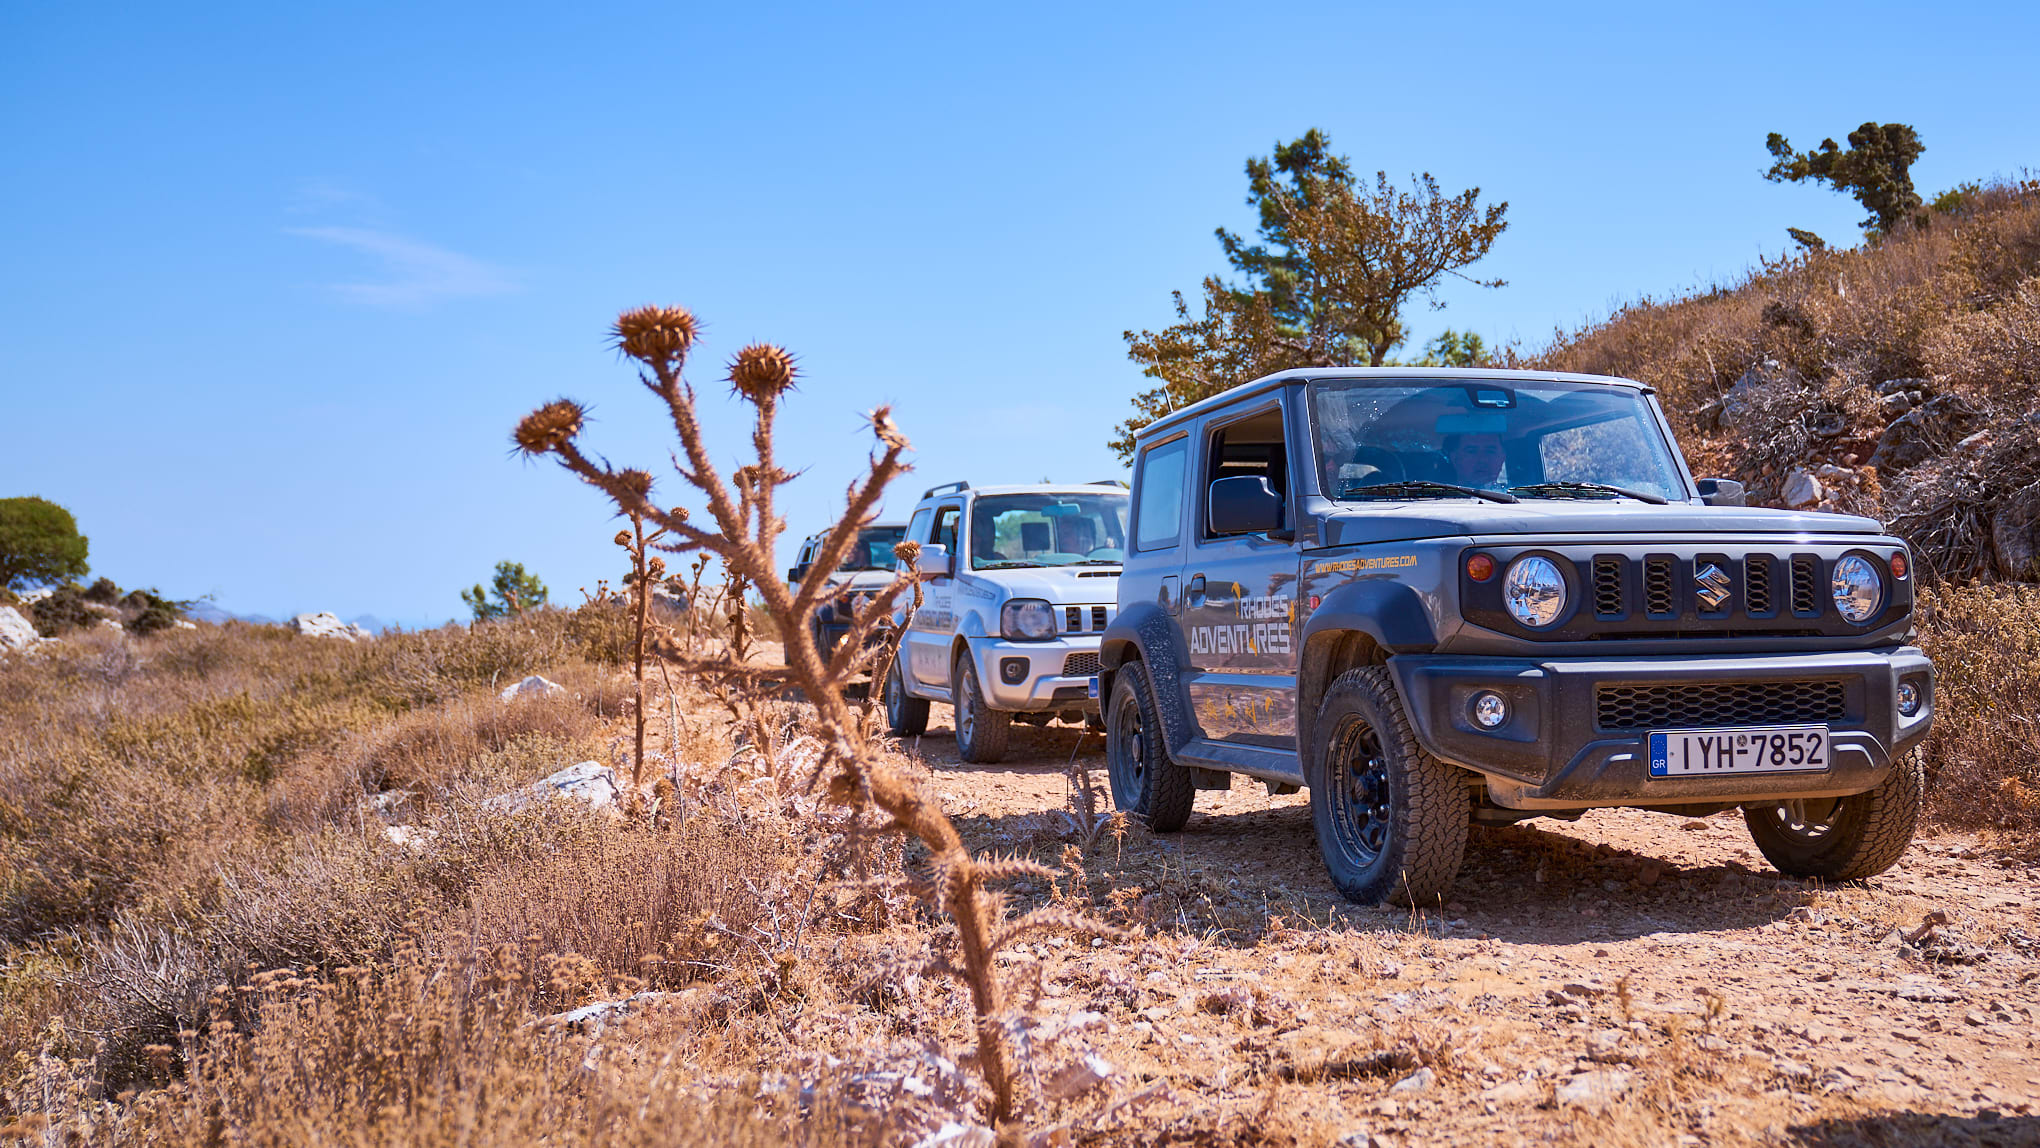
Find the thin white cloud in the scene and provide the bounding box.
[288,226,519,306]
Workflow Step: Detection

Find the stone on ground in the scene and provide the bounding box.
[292,612,373,641]
[500,674,567,703]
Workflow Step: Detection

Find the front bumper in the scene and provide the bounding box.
[966,635,1104,713]
[1389,647,1934,809]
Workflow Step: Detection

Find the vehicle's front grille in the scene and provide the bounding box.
[1596,680,1847,731]
[1745,555,1774,615]
[1555,552,1835,630]
[1593,557,1622,617]
[1062,652,1101,677]
[1060,604,1114,634]
[1643,557,1675,616]
[1791,556,1819,615]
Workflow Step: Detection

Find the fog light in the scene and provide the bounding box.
[1000,657,1029,685]
[1471,691,1508,729]
[1897,679,1922,717]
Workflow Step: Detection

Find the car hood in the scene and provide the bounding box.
[955,566,1122,604]
[1318,500,1887,547]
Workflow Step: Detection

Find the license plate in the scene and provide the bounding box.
[1648,726,1830,777]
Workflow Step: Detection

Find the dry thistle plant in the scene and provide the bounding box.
[512,304,1124,1124]
[613,504,678,791]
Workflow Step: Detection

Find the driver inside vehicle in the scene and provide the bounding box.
[1442,432,1507,490]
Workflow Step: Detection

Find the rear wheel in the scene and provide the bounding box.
[1307,667,1469,905]
[952,654,1010,763]
[1743,753,1923,880]
[883,654,929,736]
[1105,661,1194,831]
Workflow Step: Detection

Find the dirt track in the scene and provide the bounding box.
[903,710,2040,1145]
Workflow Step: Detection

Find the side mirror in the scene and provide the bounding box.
[916,543,953,578]
[1209,475,1285,535]
[786,566,801,583]
[1695,477,1746,507]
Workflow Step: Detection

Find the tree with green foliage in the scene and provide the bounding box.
[1765,122,1925,236]
[461,560,547,621]
[1115,129,1508,460]
[1416,328,1487,366]
[0,496,89,592]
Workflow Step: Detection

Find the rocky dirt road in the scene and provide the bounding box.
[900,713,2040,1146]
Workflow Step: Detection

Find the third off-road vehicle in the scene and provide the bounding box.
[1100,368,1933,904]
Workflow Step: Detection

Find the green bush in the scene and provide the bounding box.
[0,496,89,592]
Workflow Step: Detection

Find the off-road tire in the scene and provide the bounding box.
[952,654,1010,764]
[1105,660,1194,831]
[882,654,929,737]
[1307,667,1470,906]
[1742,752,1923,881]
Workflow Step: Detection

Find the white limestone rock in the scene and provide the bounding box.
[1782,469,1823,509]
[483,761,619,814]
[292,612,373,641]
[499,674,568,703]
[0,606,42,652]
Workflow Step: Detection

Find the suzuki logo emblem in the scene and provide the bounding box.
[1695,562,1731,610]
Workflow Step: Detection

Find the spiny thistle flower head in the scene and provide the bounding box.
[893,540,922,566]
[616,469,654,501]
[513,399,586,456]
[613,530,633,548]
[728,343,797,402]
[647,555,667,579]
[612,306,697,369]
[669,507,688,522]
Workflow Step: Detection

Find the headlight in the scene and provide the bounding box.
[1831,555,1883,624]
[1503,555,1567,628]
[1000,598,1056,641]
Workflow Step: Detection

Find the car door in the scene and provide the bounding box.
[1180,401,1302,749]
[907,500,964,691]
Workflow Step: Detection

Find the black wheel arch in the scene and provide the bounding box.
[1296,579,1439,781]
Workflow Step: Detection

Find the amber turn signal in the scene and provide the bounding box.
[1889,551,1909,580]
[1466,553,1496,581]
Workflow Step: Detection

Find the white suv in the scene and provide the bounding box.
[786,521,909,658]
[882,481,1130,762]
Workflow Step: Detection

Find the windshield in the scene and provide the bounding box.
[839,526,907,571]
[969,493,1129,570]
[1310,379,1685,502]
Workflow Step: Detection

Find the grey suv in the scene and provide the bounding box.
[1100,368,1933,904]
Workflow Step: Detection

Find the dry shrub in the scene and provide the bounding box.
[1915,584,2040,850]
[1521,178,2040,517]
[19,946,864,1148]
[458,815,808,1009]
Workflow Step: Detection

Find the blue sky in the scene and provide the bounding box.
[4,1,2036,626]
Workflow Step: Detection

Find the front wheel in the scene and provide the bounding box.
[1105,661,1194,831]
[1307,667,1470,906]
[1743,753,1923,880]
[883,653,929,736]
[952,654,1010,764]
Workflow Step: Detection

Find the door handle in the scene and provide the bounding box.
[1187,574,1206,606]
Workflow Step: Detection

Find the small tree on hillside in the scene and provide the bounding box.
[1765,122,1926,236]
[461,560,547,621]
[0,496,90,593]
[1115,129,1508,460]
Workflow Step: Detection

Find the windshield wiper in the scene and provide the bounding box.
[1339,480,1519,504]
[1073,559,1124,566]
[1509,481,1667,506]
[974,560,1045,570]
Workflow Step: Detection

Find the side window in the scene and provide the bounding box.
[1204,407,1288,538]
[1134,437,1188,551]
[932,505,960,556]
[905,508,934,544]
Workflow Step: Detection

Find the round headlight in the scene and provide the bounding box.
[1000,598,1057,641]
[1503,555,1568,628]
[1831,555,1883,624]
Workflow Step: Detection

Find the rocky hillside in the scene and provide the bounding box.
[1524,178,2040,583]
